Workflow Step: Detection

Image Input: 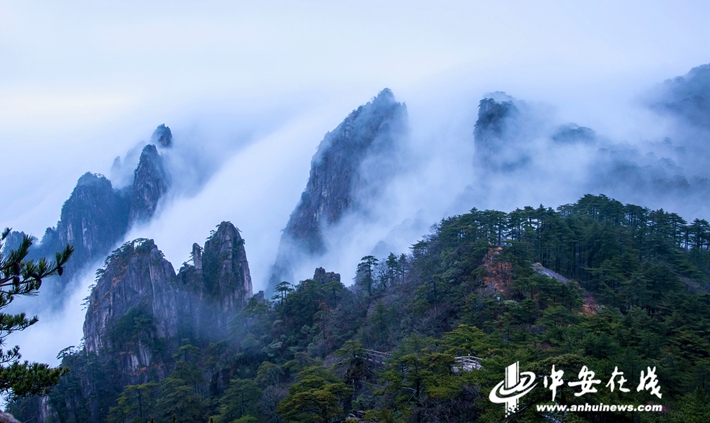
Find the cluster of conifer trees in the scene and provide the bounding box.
[9,194,710,422]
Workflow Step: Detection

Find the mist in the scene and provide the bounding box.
[3,1,710,367]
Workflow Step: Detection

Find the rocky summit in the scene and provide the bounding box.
[473,95,524,171]
[269,88,407,290]
[128,144,169,224]
[31,172,130,281]
[177,221,253,341]
[84,221,252,362]
[12,125,173,299]
[74,222,253,418]
[151,124,173,148]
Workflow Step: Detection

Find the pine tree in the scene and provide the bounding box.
[0,228,72,398]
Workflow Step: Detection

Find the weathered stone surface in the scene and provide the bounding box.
[58,173,130,265]
[82,221,252,386]
[269,88,407,290]
[178,222,253,341]
[24,126,172,299]
[128,144,169,224]
[30,173,131,287]
[83,239,179,384]
[151,124,173,148]
[313,267,340,284]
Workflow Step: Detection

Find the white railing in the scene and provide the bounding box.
[363,349,482,373]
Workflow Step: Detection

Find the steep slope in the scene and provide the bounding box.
[269,88,407,290]
[151,123,173,148]
[11,126,173,299]
[32,173,130,281]
[128,144,169,223]
[177,221,253,341]
[83,239,179,381]
[651,63,710,129]
[84,222,252,368]
[66,222,253,421]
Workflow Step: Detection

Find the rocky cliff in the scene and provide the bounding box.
[128,144,169,224]
[83,238,179,383]
[82,221,252,386]
[473,94,527,171]
[32,173,130,281]
[177,221,253,341]
[269,89,407,290]
[16,125,173,299]
[151,124,173,148]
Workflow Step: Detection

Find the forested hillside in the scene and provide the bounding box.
[10,194,710,422]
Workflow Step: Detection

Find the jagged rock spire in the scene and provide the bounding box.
[151,124,173,148]
[82,222,253,387]
[269,88,407,291]
[129,144,169,223]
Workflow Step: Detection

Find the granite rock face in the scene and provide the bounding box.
[36,173,131,280]
[473,95,527,171]
[82,222,252,386]
[313,267,340,284]
[59,173,130,258]
[269,89,407,290]
[177,221,253,341]
[82,239,179,384]
[16,126,172,299]
[151,124,173,148]
[128,144,169,224]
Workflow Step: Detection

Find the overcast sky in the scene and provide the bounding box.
[3,1,710,365]
[3,1,710,237]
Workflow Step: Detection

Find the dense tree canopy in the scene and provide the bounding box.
[11,194,710,422]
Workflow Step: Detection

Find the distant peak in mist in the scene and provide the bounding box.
[128,144,169,224]
[76,172,111,187]
[475,96,519,140]
[151,124,173,148]
[268,88,408,292]
[551,124,596,144]
[372,87,395,103]
[473,94,529,172]
[22,126,175,303]
[650,63,710,131]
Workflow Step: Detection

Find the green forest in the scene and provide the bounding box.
[10,194,710,422]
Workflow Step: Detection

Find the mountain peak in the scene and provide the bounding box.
[76,172,111,187]
[151,124,173,148]
[129,144,169,223]
[269,89,408,290]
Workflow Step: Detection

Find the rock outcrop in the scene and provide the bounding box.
[151,124,173,148]
[33,173,130,280]
[83,239,178,383]
[269,89,407,290]
[473,94,528,171]
[16,125,172,300]
[128,144,169,224]
[82,222,252,386]
[177,221,253,341]
[313,267,340,284]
